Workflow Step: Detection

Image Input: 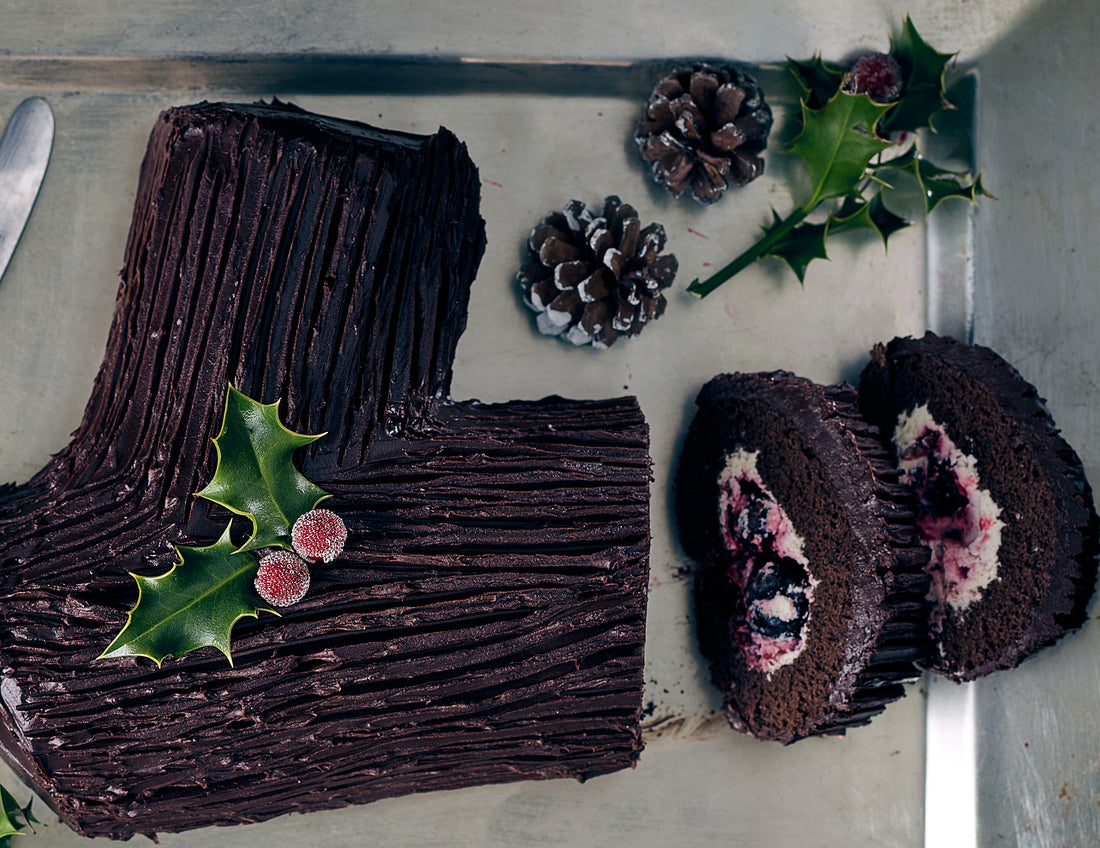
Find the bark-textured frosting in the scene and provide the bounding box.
[0,101,650,839]
[859,332,1099,680]
[677,372,928,743]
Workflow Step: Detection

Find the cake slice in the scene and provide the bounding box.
[859,332,1100,680]
[676,372,928,743]
[0,101,650,839]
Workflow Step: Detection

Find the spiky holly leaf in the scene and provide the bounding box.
[828,193,911,247]
[882,15,955,133]
[0,790,20,841]
[0,785,39,847]
[786,92,893,206]
[197,386,329,553]
[880,149,994,214]
[100,524,272,667]
[1,790,37,830]
[759,211,828,284]
[788,54,846,111]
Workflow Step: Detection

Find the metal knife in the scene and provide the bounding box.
[0,97,54,286]
[924,199,978,848]
[924,674,977,847]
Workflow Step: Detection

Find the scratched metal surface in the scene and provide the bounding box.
[0,1,1096,845]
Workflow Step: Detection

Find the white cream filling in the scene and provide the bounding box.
[894,404,1004,619]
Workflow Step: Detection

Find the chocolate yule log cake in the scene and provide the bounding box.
[676,372,929,744]
[0,101,651,839]
[859,332,1100,681]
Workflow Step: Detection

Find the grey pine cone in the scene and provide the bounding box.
[635,63,773,204]
[518,197,677,349]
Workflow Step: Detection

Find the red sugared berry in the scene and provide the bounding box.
[255,550,310,607]
[846,53,904,102]
[291,508,347,563]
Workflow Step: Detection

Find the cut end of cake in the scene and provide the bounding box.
[677,371,929,743]
[858,332,1100,681]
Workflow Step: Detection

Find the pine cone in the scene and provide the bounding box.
[634,63,773,204]
[518,197,677,349]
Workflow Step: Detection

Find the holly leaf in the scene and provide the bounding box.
[197,386,329,553]
[0,793,19,840]
[828,193,911,247]
[787,54,845,111]
[880,149,994,214]
[883,15,955,133]
[0,786,38,846]
[758,211,828,284]
[100,524,272,667]
[786,91,894,206]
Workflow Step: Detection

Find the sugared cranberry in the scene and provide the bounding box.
[255,550,310,607]
[846,53,904,102]
[291,508,347,563]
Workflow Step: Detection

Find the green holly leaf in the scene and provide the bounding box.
[787,54,845,111]
[883,15,955,133]
[759,211,828,284]
[828,193,911,247]
[786,91,894,207]
[100,524,272,667]
[880,149,994,214]
[0,786,38,845]
[0,787,19,840]
[197,386,329,553]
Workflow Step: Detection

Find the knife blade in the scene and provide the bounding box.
[924,673,977,847]
[0,97,54,286]
[923,194,978,848]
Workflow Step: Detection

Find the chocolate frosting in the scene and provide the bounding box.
[0,101,650,839]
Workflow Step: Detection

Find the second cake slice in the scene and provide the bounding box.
[677,372,928,743]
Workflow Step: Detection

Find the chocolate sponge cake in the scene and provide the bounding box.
[859,332,1100,681]
[0,102,650,839]
[676,372,928,743]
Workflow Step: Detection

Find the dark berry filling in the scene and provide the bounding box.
[718,452,815,674]
[903,431,970,520]
[741,557,811,640]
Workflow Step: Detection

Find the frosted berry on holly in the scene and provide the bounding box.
[255,550,311,607]
[291,508,347,563]
[845,53,904,103]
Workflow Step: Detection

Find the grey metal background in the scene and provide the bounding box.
[0,1,1095,845]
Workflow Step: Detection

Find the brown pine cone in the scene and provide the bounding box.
[517,197,677,349]
[635,63,773,204]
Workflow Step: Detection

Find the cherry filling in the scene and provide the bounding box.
[912,441,971,521]
[894,406,1004,621]
[741,557,811,640]
[718,451,815,675]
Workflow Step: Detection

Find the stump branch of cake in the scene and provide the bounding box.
[0,101,651,839]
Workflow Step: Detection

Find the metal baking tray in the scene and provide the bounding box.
[1,1,1096,845]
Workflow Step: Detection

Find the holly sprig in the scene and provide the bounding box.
[688,16,991,297]
[101,387,330,667]
[0,785,41,847]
